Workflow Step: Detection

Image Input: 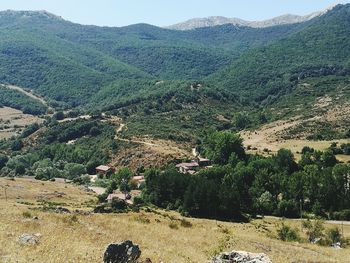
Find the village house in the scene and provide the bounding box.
[95,165,114,177]
[195,157,211,167]
[176,157,212,174]
[176,162,199,174]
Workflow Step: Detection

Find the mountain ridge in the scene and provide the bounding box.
[165,5,335,30]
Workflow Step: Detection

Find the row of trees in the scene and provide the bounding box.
[142,131,350,220]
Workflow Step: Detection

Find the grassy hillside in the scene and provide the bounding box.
[0,177,349,262]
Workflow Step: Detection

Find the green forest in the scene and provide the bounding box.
[142,132,350,221]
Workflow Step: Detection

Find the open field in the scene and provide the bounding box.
[0,177,349,262]
[0,107,44,139]
[241,118,350,162]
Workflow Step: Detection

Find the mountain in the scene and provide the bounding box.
[0,9,313,109]
[206,4,350,101]
[166,9,330,30]
[0,5,349,142]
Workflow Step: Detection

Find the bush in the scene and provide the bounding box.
[97,192,108,203]
[332,209,350,220]
[180,218,192,228]
[302,219,325,243]
[169,222,179,229]
[133,196,144,206]
[277,222,300,241]
[53,111,65,121]
[22,211,32,218]
[133,214,150,224]
[111,198,127,211]
[326,227,342,245]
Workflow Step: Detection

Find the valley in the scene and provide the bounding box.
[0,3,350,262]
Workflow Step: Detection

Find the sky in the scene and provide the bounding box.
[0,0,348,27]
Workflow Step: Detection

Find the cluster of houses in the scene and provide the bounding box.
[95,156,211,204]
[95,165,145,204]
[175,157,212,174]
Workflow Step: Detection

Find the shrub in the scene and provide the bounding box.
[133,214,150,224]
[110,198,127,211]
[180,218,192,228]
[302,219,325,243]
[169,222,179,229]
[22,211,32,218]
[332,209,350,220]
[326,227,341,245]
[133,196,144,206]
[277,222,300,241]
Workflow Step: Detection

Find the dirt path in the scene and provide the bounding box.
[1,84,48,106]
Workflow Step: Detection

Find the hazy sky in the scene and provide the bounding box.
[0,0,348,27]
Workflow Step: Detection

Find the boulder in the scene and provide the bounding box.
[18,233,41,245]
[211,250,272,263]
[103,240,141,263]
[55,207,71,214]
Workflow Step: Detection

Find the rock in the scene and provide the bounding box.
[141,259,152,263]
[332,242,342,249]
[55,207,71,214]
[18,233,41,245]
[103,240,141,263]
[211,250,272,263]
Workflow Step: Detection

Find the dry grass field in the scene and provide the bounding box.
[241,118,350,162]
[0,107,44,139]
[0,177,349,263]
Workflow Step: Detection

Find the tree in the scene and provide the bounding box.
[0,154,8,169]
[112,167,133,186]
[255,191,274,215]
[64,163,86,179]
[89,126,101,136]
[203,131,245,164]
[274,149,298,174]
[322,150,337,167]
[233,112,251,130]
[53,111,65,121]
[11,139,23,151]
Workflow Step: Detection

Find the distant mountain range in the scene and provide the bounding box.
[166,7,333,30]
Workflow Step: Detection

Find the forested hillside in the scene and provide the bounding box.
[206,4,350,104]
[0,5,349,140]
[0,8,314,109]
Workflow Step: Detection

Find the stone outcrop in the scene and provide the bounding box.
[18,233,41,245]
[103,240,141,263]
[211,250,272,263]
